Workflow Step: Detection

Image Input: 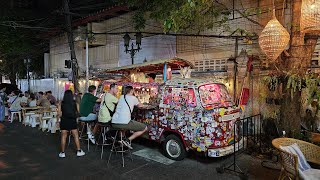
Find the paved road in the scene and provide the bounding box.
[0,121,279,180]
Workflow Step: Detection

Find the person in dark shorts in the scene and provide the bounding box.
[112,86,147,149]
[57,90,85,158]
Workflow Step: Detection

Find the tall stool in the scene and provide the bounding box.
[78,120,92,152]
[108,129,133,167]
[95,122,112,159]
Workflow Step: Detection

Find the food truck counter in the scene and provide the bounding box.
[138,104,157,110]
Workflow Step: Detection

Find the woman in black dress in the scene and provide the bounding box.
[57,90,85,158]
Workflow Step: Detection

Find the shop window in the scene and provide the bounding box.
[163,87,196,107]
[194,59,227,72]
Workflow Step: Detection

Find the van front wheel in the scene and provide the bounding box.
[162,134,186,161]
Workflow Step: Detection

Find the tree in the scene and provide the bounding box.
[279,1,318,135]
[127,0,318,135]
[0,15,46,85]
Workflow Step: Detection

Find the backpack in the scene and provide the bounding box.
[98,93,116,123]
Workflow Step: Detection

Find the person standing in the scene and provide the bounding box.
[0,87,7,122]
[112,86,147,149]
[79,85,101,144]
[8,90,23,122]
[57,90,85,158]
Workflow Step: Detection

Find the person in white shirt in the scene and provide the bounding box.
[112,86,147,149]
[20,91,29,107]
[8,90,22,121]
[28,93,37,107]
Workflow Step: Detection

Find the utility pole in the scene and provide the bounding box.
[63,0,79,94]
[233,37,238,103]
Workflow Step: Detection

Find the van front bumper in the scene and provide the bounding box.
[207,138,245,157]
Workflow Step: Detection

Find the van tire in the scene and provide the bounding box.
[162,134,186,161]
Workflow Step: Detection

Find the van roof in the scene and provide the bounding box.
[165,78,223,87]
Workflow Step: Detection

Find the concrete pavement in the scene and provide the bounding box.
[0,121,279,180]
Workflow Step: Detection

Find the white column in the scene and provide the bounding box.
[85,33,89,92]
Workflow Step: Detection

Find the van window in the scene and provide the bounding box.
[198,84,232,108]
[163,87,196,107]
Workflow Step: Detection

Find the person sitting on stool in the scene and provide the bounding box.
[79,85,101,144]
[112,86,147,149]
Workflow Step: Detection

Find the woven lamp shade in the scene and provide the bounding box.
[259,16,290,61]
[301,0,320,33]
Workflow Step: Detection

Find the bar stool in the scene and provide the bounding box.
[95,122,112,159]
[10,111,22,123]
[78,120,92,152]
[108,128,133,167]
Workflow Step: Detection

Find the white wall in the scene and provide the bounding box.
[119,35,176,66]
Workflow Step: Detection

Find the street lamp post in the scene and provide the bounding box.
[0,59,3,83]
[123,32,142,64]
[24,59,31,92]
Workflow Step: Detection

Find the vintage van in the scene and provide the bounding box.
[102,77,242,160]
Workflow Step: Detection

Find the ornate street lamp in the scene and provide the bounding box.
[123,32,143,64]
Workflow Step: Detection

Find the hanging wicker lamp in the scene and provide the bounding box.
[301,0,320,33]
[259,10,290,61]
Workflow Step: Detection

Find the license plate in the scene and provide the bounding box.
[208,150,220,157]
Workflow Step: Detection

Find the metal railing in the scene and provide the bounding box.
[217,114,262,178]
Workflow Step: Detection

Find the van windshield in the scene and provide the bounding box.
[198,84,233,108]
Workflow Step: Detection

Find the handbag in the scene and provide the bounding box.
[124,95,134,120]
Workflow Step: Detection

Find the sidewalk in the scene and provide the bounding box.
[0,121,279,180]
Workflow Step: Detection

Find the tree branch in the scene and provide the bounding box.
[214,0,264,28]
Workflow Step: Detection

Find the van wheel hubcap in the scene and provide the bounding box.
[166,139,181,158]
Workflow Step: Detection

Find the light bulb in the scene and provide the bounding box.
[311,4,315,9]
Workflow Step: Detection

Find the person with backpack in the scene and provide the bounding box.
[57,90,85,158]
[98,83,118,124]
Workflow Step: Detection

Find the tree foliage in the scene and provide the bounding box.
[127,0,233,33]
[0,16,46,84]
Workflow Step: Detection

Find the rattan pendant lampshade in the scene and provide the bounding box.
[301,0,320,33]
[259,11,290,61]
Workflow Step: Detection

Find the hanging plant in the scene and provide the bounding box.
[263,75,279,91]
[305,73,320,104]
[286,74,303,99]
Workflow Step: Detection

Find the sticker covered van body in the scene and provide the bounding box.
[138,78,242,158]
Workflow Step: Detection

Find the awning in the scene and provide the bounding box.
[104,58,194,74]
